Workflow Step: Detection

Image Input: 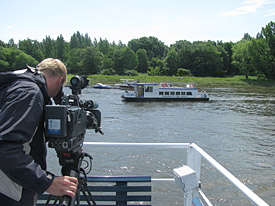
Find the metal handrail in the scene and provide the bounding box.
[83,142,269,206]
[191,143,269,206]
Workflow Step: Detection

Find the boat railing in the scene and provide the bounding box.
[83,142,269,206]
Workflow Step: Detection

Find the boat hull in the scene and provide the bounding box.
[122,97,209,102]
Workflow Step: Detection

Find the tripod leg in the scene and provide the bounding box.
[80,184,96,206]
[45,194,52,206]
[46,194,59,206]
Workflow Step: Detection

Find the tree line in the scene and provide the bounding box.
[0,21,274,80]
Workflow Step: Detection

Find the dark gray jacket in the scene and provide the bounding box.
[0,68,53,205]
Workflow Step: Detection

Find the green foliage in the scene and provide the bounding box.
[136,49,148,73]
[42,36,55,58]
[177,68,191,76]
[67,48,84,74]
[0,60,9,72]
[248,38,275,79]
[113,47,137,75]
[0,46,38,72]
[128,36,167,60]
[124,69,138,76]
[19,38,44,62]
[1,21,274,80]
[81,46,103,74]
[232,40,253,79]
[100,68,116,75]
[165,49,178,76]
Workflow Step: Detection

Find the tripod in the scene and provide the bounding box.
[46,151,96,206]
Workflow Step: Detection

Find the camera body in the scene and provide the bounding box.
[45,101,87,153]
[44,75,102,156]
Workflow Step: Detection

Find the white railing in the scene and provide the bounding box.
[83,142,269,206]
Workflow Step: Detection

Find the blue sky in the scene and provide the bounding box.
[1,0,274,46]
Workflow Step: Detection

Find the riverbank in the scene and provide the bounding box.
[67,74,275,88]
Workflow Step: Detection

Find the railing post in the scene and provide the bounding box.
[186,144,201,181]
[182,144,202,206]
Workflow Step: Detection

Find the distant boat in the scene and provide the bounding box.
[93,83,113,89]
[114,79,137,90]
[121,83,209,102]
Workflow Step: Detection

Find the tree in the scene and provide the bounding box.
[136,49,148,73]
[84,33,92,47]
[121,47,138,72]
[56,34,66,61]
[232,40,254,79]
[0,47,10,72]
[128,36,167,60]
[242,33,252,40]
[102,56,114,70]
[81,46,103,74]
[171,40,194,73]
[177,68,191,76]
[42,36,55,58]
[259,21,275,57]
[165,49,178,75]
[70,31,86,49]
[96,38,110,55]
[67,48,83,73]
[13,52,38,69]
[113,47,137,75]
[222,42,236,75]
[248,38,275,79]
[0,46,38,72]
[188,41,225,77]
[148,57,167,75]
[253,21,275,79]
[0,40,6,47]
[19,39,44,62]
[8,39,16,48]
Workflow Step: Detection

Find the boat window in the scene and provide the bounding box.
[165,92,169,95]
[176,92,180,95]
[159,91,163,95]
[145,86,153,92]
[171,92,175,95]
[187,92,192,95]
[181,92,185,95]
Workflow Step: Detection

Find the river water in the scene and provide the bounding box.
[47,86,275,206]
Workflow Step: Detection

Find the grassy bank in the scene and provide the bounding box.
[67,74,275,88]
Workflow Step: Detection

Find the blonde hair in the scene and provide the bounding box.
[37,58,67,85]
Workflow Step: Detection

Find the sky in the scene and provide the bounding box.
[1,0,274,46]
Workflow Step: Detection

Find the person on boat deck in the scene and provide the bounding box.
[0,58,78,205]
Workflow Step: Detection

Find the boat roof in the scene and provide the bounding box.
[129,83,158,86]
[129,83,199,90]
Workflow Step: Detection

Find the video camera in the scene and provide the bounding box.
[44,75,103,168]
[44,75,102,205]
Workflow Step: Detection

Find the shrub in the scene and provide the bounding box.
[124,69,138,76]
[177,68,192,76]
[100,68,116,75]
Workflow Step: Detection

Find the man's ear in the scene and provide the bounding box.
[57,76,64,85]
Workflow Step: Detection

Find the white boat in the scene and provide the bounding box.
[121,83,209,102]
[114,79,137,90]
[93,83,113,89]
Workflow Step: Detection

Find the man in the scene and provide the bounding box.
[0,58,78,205]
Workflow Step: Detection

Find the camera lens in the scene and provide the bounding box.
[70,75,89,95]
[70,76,82,88]
[70,77,80,86]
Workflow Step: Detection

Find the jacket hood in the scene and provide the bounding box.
[0,67,50,104]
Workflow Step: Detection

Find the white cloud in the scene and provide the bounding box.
[220,0,273,17]
[6,25,14,29]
